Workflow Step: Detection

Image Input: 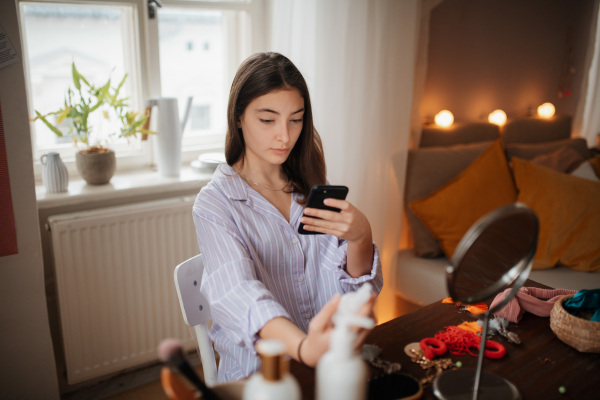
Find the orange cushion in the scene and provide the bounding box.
[409,140,517,258]
[589,156,600,179]
[512,157,600,271]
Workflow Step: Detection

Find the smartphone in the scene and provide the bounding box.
[298,185,349,235]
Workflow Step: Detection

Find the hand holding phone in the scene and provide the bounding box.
[298,185,349,235]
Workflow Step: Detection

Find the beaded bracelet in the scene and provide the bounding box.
[297,337,308,367]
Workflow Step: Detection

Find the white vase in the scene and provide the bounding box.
[41,152,69,193]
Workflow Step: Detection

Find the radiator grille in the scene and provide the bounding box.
[49,197,199,384]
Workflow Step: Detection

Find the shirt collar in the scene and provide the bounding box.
[213,163,302,204]
[213,163,249,201]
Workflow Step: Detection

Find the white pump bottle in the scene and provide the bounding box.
[243,339,301,400]
[315,283,375,400]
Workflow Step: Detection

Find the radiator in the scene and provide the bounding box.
[49,196,199,384]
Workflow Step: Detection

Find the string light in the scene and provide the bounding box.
[434,110,454,127]
[488,109,507,126]
[537,102,555,118]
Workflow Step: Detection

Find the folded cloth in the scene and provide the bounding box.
[563,289,600,322]
[491,287,577,323]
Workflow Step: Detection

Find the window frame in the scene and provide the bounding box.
[18,0,266,180]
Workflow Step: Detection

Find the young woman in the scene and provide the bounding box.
[192,52,383,382]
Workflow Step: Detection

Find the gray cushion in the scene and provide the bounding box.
[502,115,572,144]
[505,138,590,168]
[404,141,494,257]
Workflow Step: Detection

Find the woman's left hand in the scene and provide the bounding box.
[301,199,372,244]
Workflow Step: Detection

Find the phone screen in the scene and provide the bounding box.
[298,185,349,235]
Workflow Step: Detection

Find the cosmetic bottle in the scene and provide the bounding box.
[243,339,301,400]
[316,283,375,400]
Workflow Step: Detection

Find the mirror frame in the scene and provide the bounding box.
[446,203,539,311]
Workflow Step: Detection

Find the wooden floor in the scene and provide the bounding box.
[63,354,203,400]
[102,379,170,400]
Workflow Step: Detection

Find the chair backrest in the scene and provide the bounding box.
[174,254,218,386]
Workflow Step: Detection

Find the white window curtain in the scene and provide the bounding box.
[574,1,600,147]
[268,0,420,322]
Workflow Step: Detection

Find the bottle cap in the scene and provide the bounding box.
[256,339,287,382]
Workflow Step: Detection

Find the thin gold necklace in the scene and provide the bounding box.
[238,170,290,192]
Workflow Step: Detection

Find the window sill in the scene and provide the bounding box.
[36,166,214,210]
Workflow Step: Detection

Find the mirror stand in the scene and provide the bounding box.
[431,203,538,400]
[432,313,520,400]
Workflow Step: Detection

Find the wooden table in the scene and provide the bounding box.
[290,281,600,399]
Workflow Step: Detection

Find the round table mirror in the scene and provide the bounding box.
[433,203,539,400]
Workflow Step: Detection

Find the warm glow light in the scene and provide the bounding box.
[488,109,507,126]
[537,102,555,118]
[434,110,454,127]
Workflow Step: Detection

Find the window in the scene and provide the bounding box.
[19,0,262,177]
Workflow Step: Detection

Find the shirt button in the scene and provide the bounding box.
[305,313,311,319]
[298,276,304,282]
[292,238,298,244]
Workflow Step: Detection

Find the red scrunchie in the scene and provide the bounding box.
[433,326,506,359]
[420,338,447,359]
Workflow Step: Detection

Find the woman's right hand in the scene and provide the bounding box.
[299,292,377,367]
[299,294,341,367]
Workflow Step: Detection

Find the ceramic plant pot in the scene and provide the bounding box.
[75,149,116,185]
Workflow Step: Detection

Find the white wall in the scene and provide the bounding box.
[0,1,60,398]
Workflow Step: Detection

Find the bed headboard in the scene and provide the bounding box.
[419,115,573,148]
[501,115,572,144]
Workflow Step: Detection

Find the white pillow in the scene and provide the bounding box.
[571,161,600,182]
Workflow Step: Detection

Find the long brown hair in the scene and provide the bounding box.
[225,52,326,204]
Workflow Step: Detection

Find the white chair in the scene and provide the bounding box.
[174,254,218,387]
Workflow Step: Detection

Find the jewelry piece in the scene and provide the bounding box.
[297,337,308,367]
[238,170,290,192]
[404,342,422,357]
[485,317,522,345]
[409,348,454,386]
[362,344,402,376]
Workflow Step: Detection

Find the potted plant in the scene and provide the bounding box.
[32,62,153,184]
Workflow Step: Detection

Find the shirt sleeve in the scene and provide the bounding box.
[319,236,384,295]
[193,199,291,351]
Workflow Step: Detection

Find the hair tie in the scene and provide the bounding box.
[420,338,447,359]
[297,337,308,367]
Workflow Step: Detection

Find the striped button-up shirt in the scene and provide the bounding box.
[192,164,383,382]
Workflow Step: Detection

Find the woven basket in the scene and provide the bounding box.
[550,294,600,353]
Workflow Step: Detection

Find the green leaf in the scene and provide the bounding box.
[72,63,81,90]
[35,111,64,137]
[114,73,127,95]
[72,62,90,88]
[99,79,111,98]
[56,107,70,124]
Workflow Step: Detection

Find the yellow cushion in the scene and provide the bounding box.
[512,157,600,271]
[589,156,600,179]
[409,140,517,258]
